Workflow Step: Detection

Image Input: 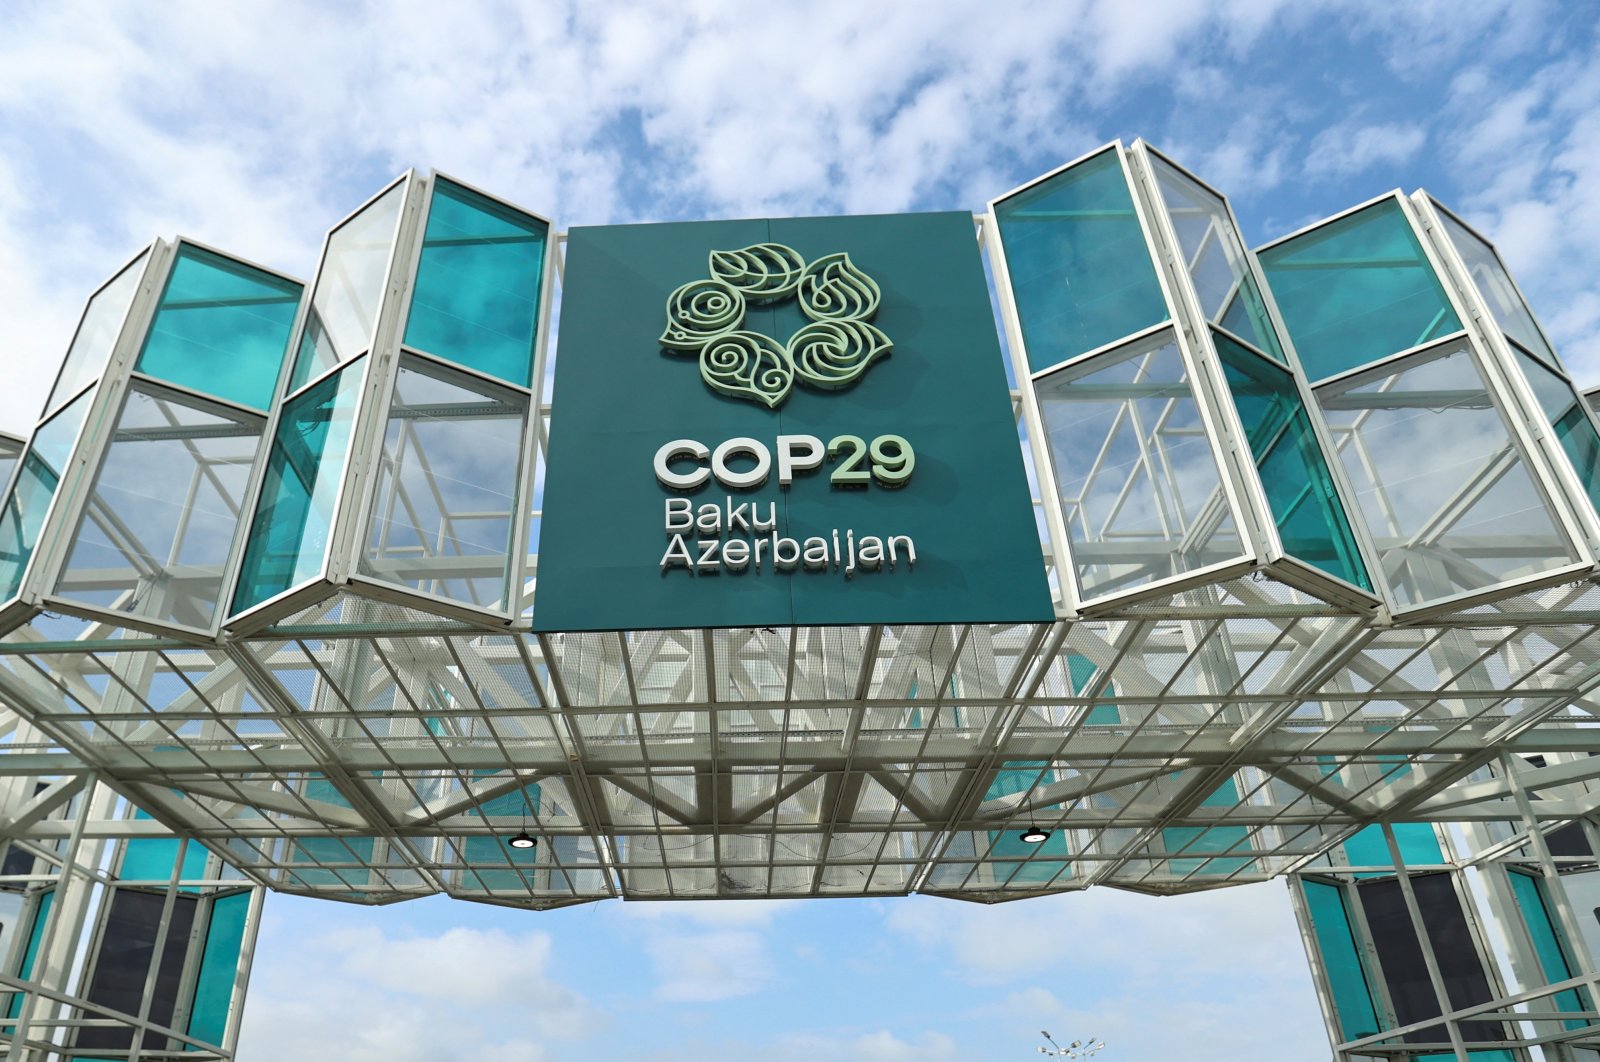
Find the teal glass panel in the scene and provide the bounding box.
[1164,778,1252,876]
[1036,330,1243,600]
[289,182,405,393]
[995,149,1168,372]
[984,763,1069,884]
[47,250,148,416]
[1343,823,1444,879]
[187,891,248,1046]
[0,389,94,601]
[1435,205,1558,370]
[1301,880,1382,1041]
[1514,347,1600,515]
[136,245,301,411]
[1260,199,1461,381]
[232,361,365,612]
[1148,154,1283,362]
[1507,869,1587,1028]
[290,776,373,888]
[1215,329,1370,590]
[122,810,209,886]
[7,889,54,1020]
[404,179,547,387]
[1317,345,1579,607]
[359,359,527,611]
[1067,654,1119,724]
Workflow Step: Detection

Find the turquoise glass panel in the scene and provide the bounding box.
[0,389,94,600]
[404,179,547,387]
[1514,348,1600,515]
[1301,879,1382,1041]
[136,245,301,411]
[47,250,148,415]
[1261,199,1461,381]
[122,810,209,887]
[985,763,1069,884]
[290,776,373,888]
[187,891,249,1046]
[1435,205,1558,370]
[1148,154,1284,362]
[463,774,540,890]
[1215,329,1371,590]
[1067,654,1119,724]
[1164,778,1252,876]
[289,183,404,393]
[1343,823,1443,879]
[7,889,54,1019]
[995,149,1169,372]
[1507,869,1587,1028]
[232,361,365,612]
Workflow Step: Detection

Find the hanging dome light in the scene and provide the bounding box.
[507,832,538,850]
[1020,826,1050,844]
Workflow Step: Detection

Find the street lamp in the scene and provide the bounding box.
[1037,1031,1105,1057]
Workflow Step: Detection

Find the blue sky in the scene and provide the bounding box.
[2,1,1598,1058]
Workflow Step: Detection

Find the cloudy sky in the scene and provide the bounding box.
[2,0,1597,1058]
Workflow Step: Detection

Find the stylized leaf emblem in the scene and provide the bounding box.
[699,331,794,409]
[661,246,892,408]
[788,320,892,391]
[797,252,881,322]
[709,243,805,303]
[660,278,745,351]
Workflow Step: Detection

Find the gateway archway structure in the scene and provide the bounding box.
[0,143,1598,1059]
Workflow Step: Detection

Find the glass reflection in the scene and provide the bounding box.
[1316,344,1578,607]
[1149,154,1284,362]
[404,179,547,387]
[1261,199,1461,382]
[0,390,94,600]
[1513,347,1600,515]
[136,245,301,411]
[1435,204,1558,369]
[360,358,527,611]
[57,388,261,628]
[1036,329,1243,600]
[994,148,1169,372]
[288,182,405,393]
[46,249,149,415]
[232,362,365,612]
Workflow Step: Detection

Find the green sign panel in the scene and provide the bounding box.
[534,211,1052,631]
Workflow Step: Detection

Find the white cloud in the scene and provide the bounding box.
[1305,120,1427,180]
[236,921,598,1061]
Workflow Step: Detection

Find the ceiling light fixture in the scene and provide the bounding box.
[1020,826,1050,844]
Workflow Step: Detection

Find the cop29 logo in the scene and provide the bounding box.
[659,244,892,409]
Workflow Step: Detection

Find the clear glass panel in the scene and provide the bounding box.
[1512,347,1600,515]
[46,250,149,415]
[1316,344,1579,608]
[404,179,547,387]
[360,359,526,611]
[1035,329,1243,600]
[1435,205,1558,369]
[232,360,365,612]
[994,149,1169,372]
[136,245,302,411]
[1149,155,1283,362]
[0,435,23,498]
[1301,880,1383,1041]
[57,388,261,628]
[0,389,94,600]
[1260,199,1462,382]
[287,183,405,393]
[188,891,249,1046]
[1214,329,1370,590]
